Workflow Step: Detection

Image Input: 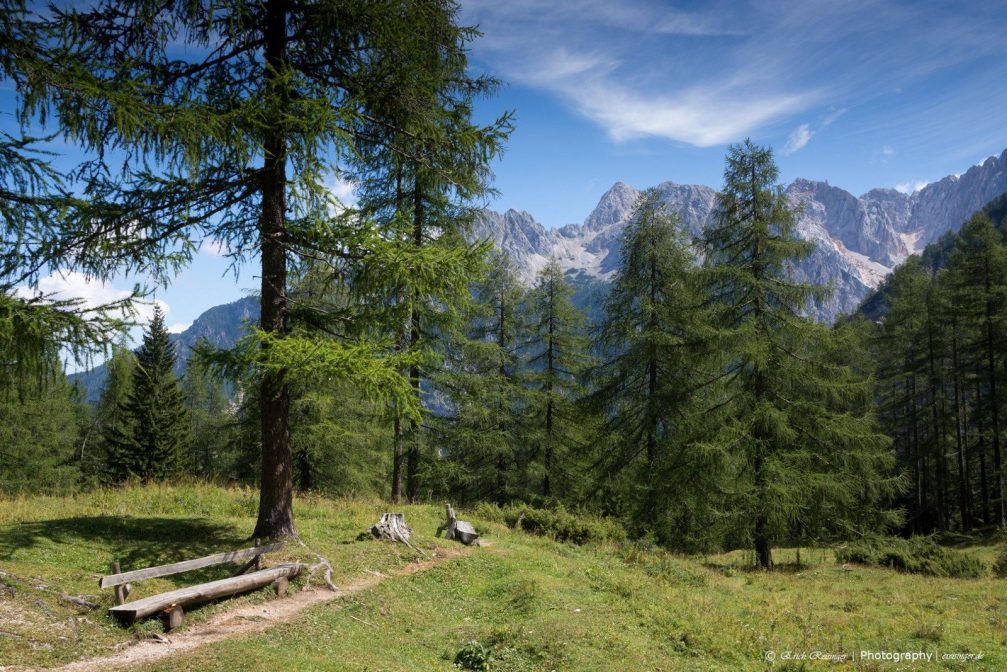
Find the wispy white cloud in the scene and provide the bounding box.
[781,107,846,155]
[894,179,930,194]
[462,0,1007,150]
[881,145,895,158]
[167,321,192,334]
[783,124,813,155]
[201,238,228,257]
[329,176,357,206]
[16,271,168,326]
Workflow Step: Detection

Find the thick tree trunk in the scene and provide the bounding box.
[253,0,295,540]
[406,168,424,503]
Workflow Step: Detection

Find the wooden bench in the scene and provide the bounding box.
[99,543,303,630]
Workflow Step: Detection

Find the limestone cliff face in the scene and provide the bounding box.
[473,148,1007,323]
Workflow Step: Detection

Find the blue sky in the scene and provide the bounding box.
[462,0,1007,226]
[8,0,1007,359]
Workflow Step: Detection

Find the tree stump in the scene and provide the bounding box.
[370,513,412,544]
[437,504,479,546]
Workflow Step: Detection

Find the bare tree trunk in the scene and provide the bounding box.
[254,0,295,540]
[406,167,424,503]
[952,314,971,530]
[977,379,991,524]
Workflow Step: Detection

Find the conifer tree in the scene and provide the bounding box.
[439,254,527,504]
[701,140,897,567]
[182,353,230,476]
[588,189,719,541]
[28,0,508,536]
[0,371,82,493]
[523,259,591,498]
[106,306,190,481]
[950,213,1007,524]
[0,1,134,395]
[94,342,136,481]
[874,258,932,533]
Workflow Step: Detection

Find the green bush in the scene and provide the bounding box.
[472,503,626,545]
[835,535,986,578]
[454,640,492,670]
[993,546,1007,578]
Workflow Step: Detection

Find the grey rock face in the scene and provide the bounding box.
[473,148,1007,323]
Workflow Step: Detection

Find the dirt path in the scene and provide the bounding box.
[42,545,473,672]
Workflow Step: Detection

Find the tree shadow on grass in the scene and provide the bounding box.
[0,515,249,586]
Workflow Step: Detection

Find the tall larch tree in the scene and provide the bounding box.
[0,1,135,396]
[701,140,898,568]
[27,0,507,537]
[588,189,717,541]
[523,259,591,498]
[951,213,1007,524]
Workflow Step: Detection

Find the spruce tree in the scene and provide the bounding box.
[106,306,190,481]
[701,140,897,567]
[0,371,83,493]
[94,342,136,482]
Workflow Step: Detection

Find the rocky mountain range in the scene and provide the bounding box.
[71,296,259,402]
[473,148,1007,322]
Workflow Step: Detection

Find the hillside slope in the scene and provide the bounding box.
[0,485,1001,671]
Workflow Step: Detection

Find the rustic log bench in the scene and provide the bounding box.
[99,543,303,630]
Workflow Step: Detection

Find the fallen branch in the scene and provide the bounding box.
[348,614,378,628]
[60,594,99,609]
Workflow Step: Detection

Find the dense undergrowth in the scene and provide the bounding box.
[835,535,988,578]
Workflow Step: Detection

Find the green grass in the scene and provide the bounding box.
[1,484,1004,671]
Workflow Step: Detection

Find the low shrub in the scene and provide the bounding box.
[835,535,987,578]
[454,640,492,671]
[993,546,1007,578]
[472,503,626,545]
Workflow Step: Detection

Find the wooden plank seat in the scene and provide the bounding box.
[108,563,304,624]
[99,542,299,629]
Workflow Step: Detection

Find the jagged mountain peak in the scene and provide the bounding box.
[475,147,1007,322]
[584,181,641,232]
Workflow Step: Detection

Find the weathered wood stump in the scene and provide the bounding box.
[437,504,479,546]
[160,604,184,632]
[370,513,412,543]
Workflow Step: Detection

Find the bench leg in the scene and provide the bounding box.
[111,562,125,606]
[161,604,184,632]
[271,577,288,598]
